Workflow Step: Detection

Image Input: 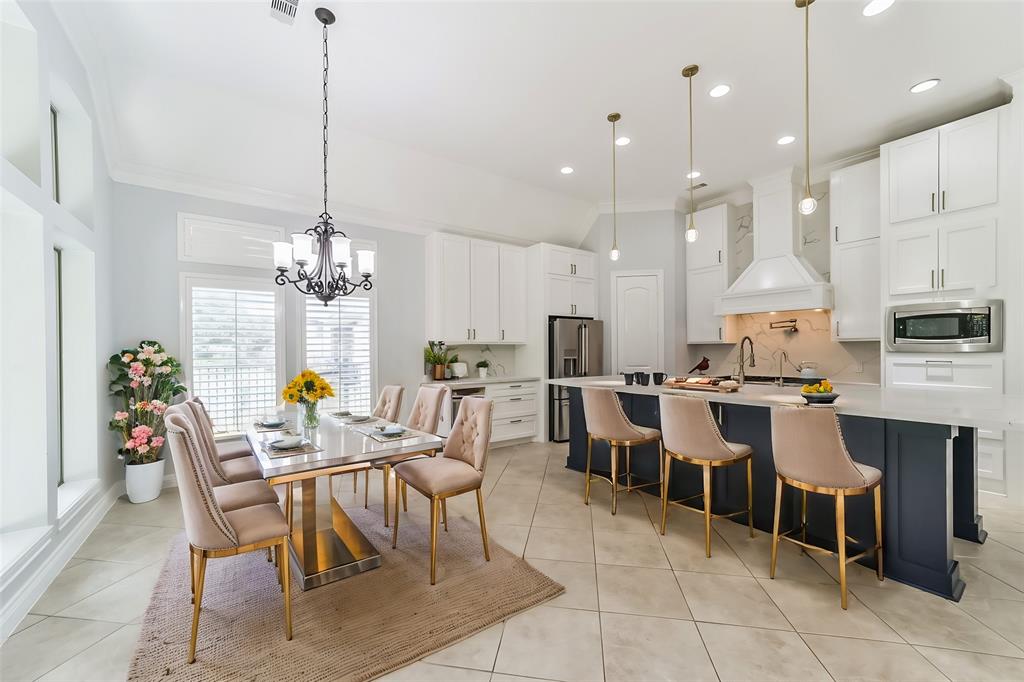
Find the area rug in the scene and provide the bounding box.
[127,504,563,681]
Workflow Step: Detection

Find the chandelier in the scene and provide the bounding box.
[272,7,375,305]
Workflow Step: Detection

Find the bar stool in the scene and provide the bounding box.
[582,387,662,515]
[769,405,884,609]
[658,393,754,557]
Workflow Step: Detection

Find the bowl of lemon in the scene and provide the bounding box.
[800,379,838,405]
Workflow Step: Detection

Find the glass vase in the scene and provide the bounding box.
[302,400,320,431]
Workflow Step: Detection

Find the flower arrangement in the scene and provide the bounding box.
[107,341,187,465]
[282,369,335,429]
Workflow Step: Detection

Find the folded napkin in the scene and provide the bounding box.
[260,439,322,459]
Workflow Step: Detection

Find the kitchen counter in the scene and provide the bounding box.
[421,376,539,388]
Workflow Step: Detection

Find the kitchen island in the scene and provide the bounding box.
[549,376,1024,600]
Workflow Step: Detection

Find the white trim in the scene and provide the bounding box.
[597,198,677,215]
[176,212,287,269]
[609,269,665,375]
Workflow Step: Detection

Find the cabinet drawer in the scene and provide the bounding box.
[885,356,1003,391]
[486,382,537,398]
[492,416,536,442]
[492,395,537,419]
[978,438,1005,481]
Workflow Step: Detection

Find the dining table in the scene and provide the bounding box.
[247,415,443,590]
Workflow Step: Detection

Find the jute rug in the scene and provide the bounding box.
[127,504,564,681]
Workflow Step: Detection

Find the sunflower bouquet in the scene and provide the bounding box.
[282,369,335,429]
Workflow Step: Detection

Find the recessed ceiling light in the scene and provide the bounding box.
[686,170,701,180]
[862,0,895,17]
[615,136,631,146]
[560,166,574,175]
[777,135,796,145]
[910,78,940,94]
[708,84,731,98]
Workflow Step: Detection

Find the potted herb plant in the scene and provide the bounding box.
[424,341,451,381]
[107,341,187,503]
[476,359,490,379]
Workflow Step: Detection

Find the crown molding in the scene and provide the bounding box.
[596,198,678,215]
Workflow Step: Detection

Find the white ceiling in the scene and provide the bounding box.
[54,0,1022,243]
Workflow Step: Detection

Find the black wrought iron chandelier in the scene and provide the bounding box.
[272,7,375,305]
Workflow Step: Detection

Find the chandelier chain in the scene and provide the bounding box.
[611,118,617,247]
[322,20,330,217]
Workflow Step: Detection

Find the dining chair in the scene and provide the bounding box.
[190,397,255,461]
[181,401,263,484]
[389,385,449,514]
[581,387,662,515]
[164,412,293,663]
[769,405,884,609]
[355,385,406,510]
[658,393,754,557]
[391,396,493,584]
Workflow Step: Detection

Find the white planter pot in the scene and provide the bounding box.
[478,368,487,378]
[125,458,166,504]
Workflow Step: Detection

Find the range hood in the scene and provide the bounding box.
[715,167,833,315]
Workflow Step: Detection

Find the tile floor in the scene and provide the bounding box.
[3,441,1023,681]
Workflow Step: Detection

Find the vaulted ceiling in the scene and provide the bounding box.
[54,0,1022,244]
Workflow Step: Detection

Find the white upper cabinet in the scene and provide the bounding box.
[686,266,726,344]
[543,245,594,278]
[832,238,880,340]
[939,110,999,214]
[572,251,596,279]
[938,218,997,291]
[538,243,597,317]
[433,234,472,340]
[888,225,938,295]
[546,274,573,317]
[572,278,596,317]
[888,129,939,224]
[831,158,880,244]
[469,240,501,342]
[498,245,527,342]
[685,204,729,271]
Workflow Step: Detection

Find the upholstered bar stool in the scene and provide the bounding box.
[164,412,292,663]
[658,394,754,556]
[392,396,493,584]
[769,405,884,609]
[582,387,662,515]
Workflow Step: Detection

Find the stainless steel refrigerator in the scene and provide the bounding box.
[549,317,604,441]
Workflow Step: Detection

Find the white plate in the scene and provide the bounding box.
[270,436,304,450]
[259,418,286,428]
[341,415,372,424]
[381,425,404,435]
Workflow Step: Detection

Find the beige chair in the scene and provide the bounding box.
[658,394,754,557]
[190,397,254,461]
[769,405,883,609]
[391,396,493,584]
[356,385,407,514]
[182,400,263,483]
[582,387,662,515]
[164,412,292,663]
[389,385,449,514]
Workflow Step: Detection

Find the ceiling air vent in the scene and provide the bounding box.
[692,182,708,190]
[270,0,299,24]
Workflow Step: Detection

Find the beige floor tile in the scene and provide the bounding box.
[55,562,163,624]
[531,502,593,530]
[698,622,831,682]
[801,634,946,681]
[31,560,143,615]
[978,508,1024,533]
[487,482,542,505]
[495,466,546,488]
[713,520,835,584]
[675,572,791,630]
[72,523,162,561]
[596,564,691,620]
[959,563,1024,601]
[484,524,531,557]
[527,559,599,611]
[957,596,1024,649]
[658,513,751,576]
[962,557,1024,592]
[379,662,492,681]
[11,613,45,635]
[493,605,604,682]
[916,646,1024,682]
[589,492,658,536]
[485,497,540,527]
[102,490,184,528]
[78,525,180,566]
[491,674,559,682]
[593,530,669,568]
[759,577,902,642]
[36,623,142,682]
[601,612,717,682]
[425,622,504,671]
[0,616,120,681]
[992,532,1024,554]
[525,527,595,563]
[537,478,584,505]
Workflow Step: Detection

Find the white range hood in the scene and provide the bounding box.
[715,167,833,315]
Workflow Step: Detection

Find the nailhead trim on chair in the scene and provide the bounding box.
[169,424,238,547]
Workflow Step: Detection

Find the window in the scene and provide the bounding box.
[304,294,374,414]
[49,105,59,203]
[183,276,283,433]
[53,247,64,486]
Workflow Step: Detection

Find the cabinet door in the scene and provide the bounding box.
[546,275,573,316]
[939,110,998,214]
[938,219,997,291]
[543,246,574,276]
[498,245,527,342]
[469,240,500,342]
[571,278,596,317]
[572,251,596,279]
[684,205,726,270]
[686,266,726,343]
[888,226,938,295]
[832,238,880,340]
[888,130,939,223]
[831,158,880,243]
[437,234,471,341]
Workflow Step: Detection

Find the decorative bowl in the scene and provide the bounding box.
[802,392,839,405]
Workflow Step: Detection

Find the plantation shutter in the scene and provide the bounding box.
[190,286,279,433]
[304,295,373,414]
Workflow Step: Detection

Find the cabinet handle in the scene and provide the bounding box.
[510,397,523,402]
[718,327,722,340]
[930,269,935,289]
[835,226,839,243]
[836,320,840,336]
[473,328,477,339]
[931,192,936,212]
[941,190,946,211]
[941,268,945,288]
[717,249,722,264]
[501,329,505,340]
[509,384,523,388]
[510,419,524,424]
[467,328,471,340]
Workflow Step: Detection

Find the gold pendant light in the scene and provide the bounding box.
[682,64,700,243]
[608,112,621,261]
[797,0,817,215]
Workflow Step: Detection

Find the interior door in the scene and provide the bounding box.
[499,245,527,342]
[612,273,663,374]
[888,226,938,295]
[438,234,471,341]
[939,110,998,214]
[469,240,500,342]
[888,129,939,224]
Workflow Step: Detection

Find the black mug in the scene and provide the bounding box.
[653,372,667,385]
[634,372,651,386]
[622,372,635,385]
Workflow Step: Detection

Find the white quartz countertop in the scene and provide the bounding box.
[421,376,539,388]
[548,376,1024,432]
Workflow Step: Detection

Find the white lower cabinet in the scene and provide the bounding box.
[831,238,880,340]
[885,355,1003,392]
[485,380,538,444]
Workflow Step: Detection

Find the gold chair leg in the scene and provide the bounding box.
[402,480,408,511]
[280,539,292,640]
[476,488,490,561]
[625,445,632,490]
[430,496,440,585]
[383,464,390,527]
[770,477,782,579]
[584,434,593,505]
[188,551,207,664]
[364,469,370,509]
[392,475,401,549]
[441,498,448,532]
[836,490,848,609]
[702,464,713,558]
[610,444,618,515]
[285,482,294,533]
[801,489,808,549]
[275,545,283,590]
[874,485,884,581]
[660,452,671,535]
[189,545,196,603]
[747,458,754,538]
[265,547,272,563]
[353,471,357,493]
[658,440,665,487]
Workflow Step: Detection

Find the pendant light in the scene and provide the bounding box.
[608,112,621,261]
[797,0,817,215]
[682,64,700,243]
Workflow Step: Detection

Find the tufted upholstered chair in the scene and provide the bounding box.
[353,385,407,501]
[189,397,256,461]
[407,385,448,434]
[391,396,493,584]
[658,394,754,557]
[182,400,262,483]
[164,411,292,663]
[769,405,884,609]
[581,387,663,515]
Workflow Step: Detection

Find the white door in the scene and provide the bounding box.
[938,218,997,291]
[498,245,527,342]
[469,240,500,342]
[831,158,880,244]
[939,109,999,214]
[543,246,573,276]
[612,272,664,374]
[686,266,726,343]
[438,234,471,341]
[571,278,596,317]
[832,238,881,340]
[546,275,573,316]
[888,129,939,223]
[888,226,938,296]
[685,205,726,270]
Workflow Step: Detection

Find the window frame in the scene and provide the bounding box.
[50,104,60,203]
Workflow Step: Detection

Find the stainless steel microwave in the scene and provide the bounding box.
[886,300,1003,353]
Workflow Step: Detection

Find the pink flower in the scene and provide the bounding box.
[124,439,136,450]
[136,443,150,454]
[121,353,134,363]
[150,400,167,415]
[141,376,152,387]
[150,436,165,448]
[130,380,140,389]
[114,411,129,421]
[132,425,153,441]
[139,345,157,360]
[128,362,146,378]
[156,365,173,374]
